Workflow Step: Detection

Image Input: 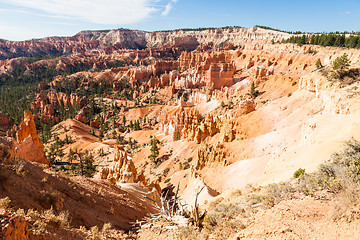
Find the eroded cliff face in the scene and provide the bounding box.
[4,26,360,239]
[159,108,226,144]
[100,145,161,195]
[15,111,49,166]
[31,91,87,122]
[0,26,290,60]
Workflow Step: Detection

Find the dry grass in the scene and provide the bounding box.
[42,207,70,227]
[0,196,11,209]
[33,219,47,236]
[246,139,360,222]
[15,161,27,176]
[27,208,41,218]
[200,202,245,239]
[176,200,247,240]
[178,225,200,240]
[102,222,112,232]
[247,182,294,208]
[89,226,102,240]
[16,208,25,215]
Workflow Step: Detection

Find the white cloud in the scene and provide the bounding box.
[161,3,172,16]
[161,0,177,16]
[339,11,351,16]
[4,0,161,25]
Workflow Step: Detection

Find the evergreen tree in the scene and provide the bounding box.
[332,53,351,79]
[149,138,160,163]
[122,115,126,126]
[248,81,260,98]
[68,148,78,164]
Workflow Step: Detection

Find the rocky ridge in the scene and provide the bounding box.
[0,27,290,60]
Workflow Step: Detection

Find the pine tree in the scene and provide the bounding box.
[248,81,260,98]
[149,138,160,163]
[122,115,126,126]
[332,53,351,79]
[68,148,78,165]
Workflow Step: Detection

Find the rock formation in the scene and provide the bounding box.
[0,210,28,240]
[158,108,239,144]
[195,143,230,171]
[0,27,290,60]
[100,145,161,194]
[0,137,18,163]
[15,111,50,166]
[31,91,87,122]
[0,113,12,128]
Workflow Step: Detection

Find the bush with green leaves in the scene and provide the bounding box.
[293,168,306,178]
[174,131,181,141]
[315,58,323,68]
[332,53,351,79]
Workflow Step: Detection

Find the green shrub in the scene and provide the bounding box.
[315,58,323,68]
[174,131,181,141]
[293,168,306,178]
[332,53,351,79]
[163,168,170,176]
[247,81,260,98]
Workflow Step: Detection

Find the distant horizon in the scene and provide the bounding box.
[0,0,359,41]
[3,25,360,42]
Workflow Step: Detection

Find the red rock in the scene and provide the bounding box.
[90,119,100,129]
[37,82,49,90]
[31,91,87,121]
[0,211,29,240]
[100,145,161,194]
[0,113,12,127]
[15,111,50,166]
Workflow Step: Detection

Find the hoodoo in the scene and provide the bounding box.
[15,111,50,166]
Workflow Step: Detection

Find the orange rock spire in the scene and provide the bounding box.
[15,111,50,166]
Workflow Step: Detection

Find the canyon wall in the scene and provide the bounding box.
[0,27,290,60]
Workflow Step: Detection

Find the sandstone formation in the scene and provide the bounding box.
[159,108,221,143]
[0,27,290,60]
[0,113,12,128]
[0,210,28,240]
[15,111,49,166]
[7,24,360,240]
[89,119,100,128]
[100,145,161,194]
[31,91,87,122]
[195,143,230,171]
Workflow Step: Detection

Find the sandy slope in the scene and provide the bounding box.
[0,160,158,231]
[233,197,360,240]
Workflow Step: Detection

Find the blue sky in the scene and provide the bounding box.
[0,0,359,41]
